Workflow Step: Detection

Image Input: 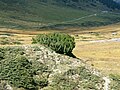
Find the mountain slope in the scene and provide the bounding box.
[98,0,120,9]
[0,0,120,30]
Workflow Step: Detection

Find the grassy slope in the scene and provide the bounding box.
[0,0,91,29]
[0,0,120,30]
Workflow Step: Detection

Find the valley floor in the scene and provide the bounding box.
[0,23,120,75]
[73,23,120,75]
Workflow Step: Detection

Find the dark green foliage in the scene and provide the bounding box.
[51,75,78,90]
[98,0,120,9]
[0,47,49,90]
[0,46,105,90]
[32,33,75,55]
[65,67,102,89]
[41,0,120,9]
[0,55,36,89]
[50,66,103,90]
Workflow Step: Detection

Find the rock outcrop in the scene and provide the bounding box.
[0,45,109,90]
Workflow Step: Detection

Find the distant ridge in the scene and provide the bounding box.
[0,0,120,29]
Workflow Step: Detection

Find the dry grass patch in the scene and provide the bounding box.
[72,23,120,75]
[73,41,120,75]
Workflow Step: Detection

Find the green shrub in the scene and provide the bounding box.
[0,55,36,90]
[32,33,75,55]
[0,47,49,90]
[48,66,103,90]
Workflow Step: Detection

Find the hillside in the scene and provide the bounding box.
[0,45,120,90]
[0,0,120,29]
[0,45,106,90]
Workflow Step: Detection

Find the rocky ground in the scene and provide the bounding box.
[0,45,112,90]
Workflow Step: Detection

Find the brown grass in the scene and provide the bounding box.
[72,23,120,75]
[73,42,120,75]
